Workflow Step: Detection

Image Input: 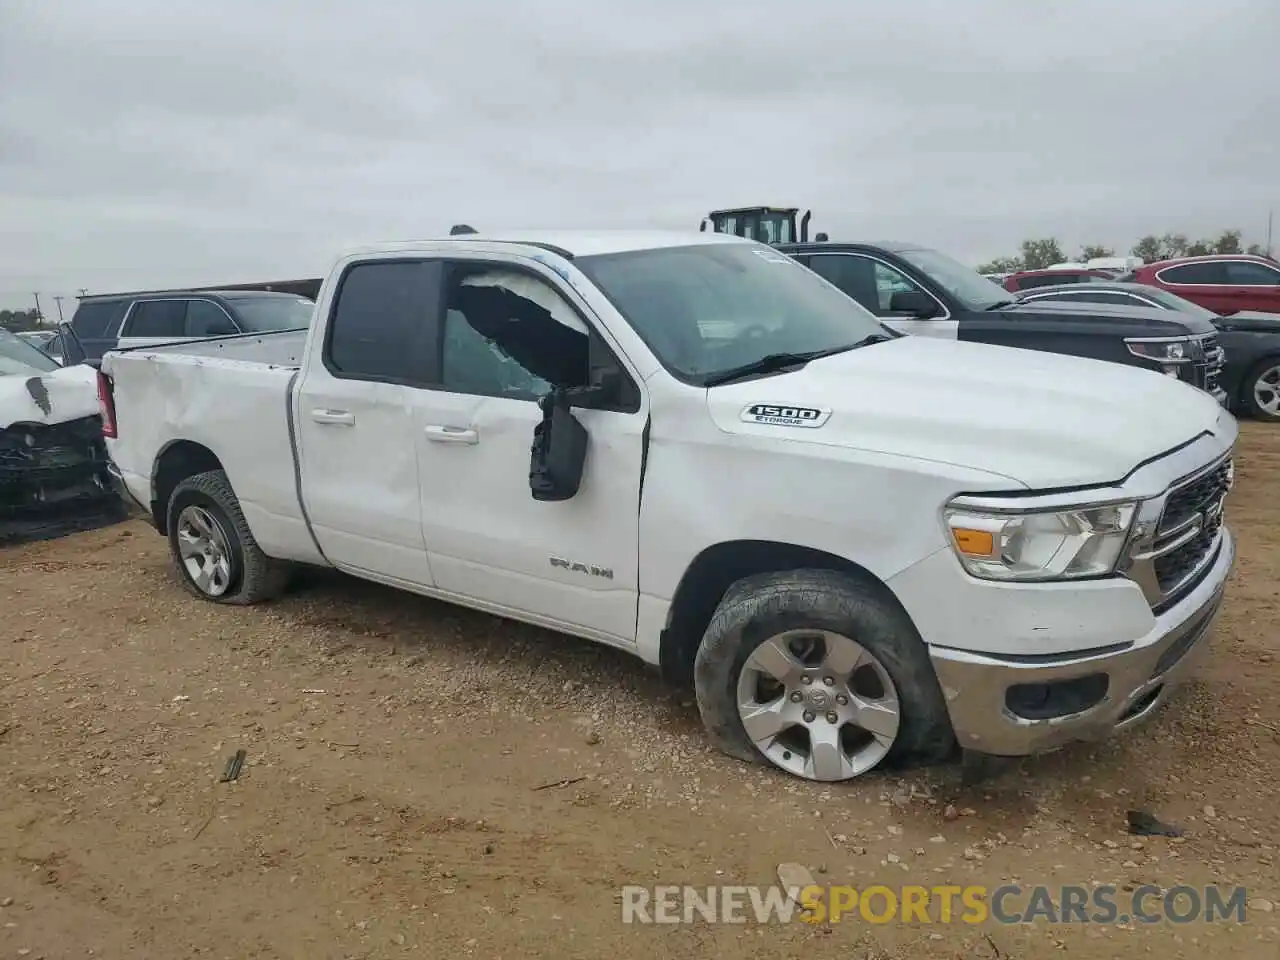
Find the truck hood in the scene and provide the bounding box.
[1002,299,1218,336]
[705,336,1228,489]
[1216,310,1280,333]
[0,363,100,429]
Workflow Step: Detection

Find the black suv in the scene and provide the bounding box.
[68,289,315,366]
[777,241,1227,404]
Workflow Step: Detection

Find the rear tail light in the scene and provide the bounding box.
[96,370,118,438]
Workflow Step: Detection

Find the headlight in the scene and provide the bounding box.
[1126,338,1190,364]
[944,501,1137,582]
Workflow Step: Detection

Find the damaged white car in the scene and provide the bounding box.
[0,327,124,545]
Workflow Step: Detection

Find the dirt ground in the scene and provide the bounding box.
[1,425,1278,960]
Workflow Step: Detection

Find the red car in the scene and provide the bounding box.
[1002,268,1115,292]
[1126,254,1280,315]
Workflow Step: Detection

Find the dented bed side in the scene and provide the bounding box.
[103,347,324,565]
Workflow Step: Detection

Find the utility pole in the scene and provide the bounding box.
[32,292,43,325]
[1267,209,1274,258]
[53,295,65,322]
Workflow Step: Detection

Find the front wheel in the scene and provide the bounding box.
[1241,357,1280,421]
[166,469,291,604]
[693,569,954,782]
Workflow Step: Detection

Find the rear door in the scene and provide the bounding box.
[1223,260,1280,313]
[115,299,192,350]
[801,251,958,338]
[293,260,437,586]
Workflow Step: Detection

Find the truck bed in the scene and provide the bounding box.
[109,329,308,368]
[102,331,323,566]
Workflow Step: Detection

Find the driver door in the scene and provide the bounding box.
[411,255,648,647]
[803,252,957,339]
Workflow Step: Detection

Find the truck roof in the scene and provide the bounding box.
[345,230,752,260]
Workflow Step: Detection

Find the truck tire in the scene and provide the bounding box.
[693,568,954,782]
[1240,355,1280,421]
[165,469,291,605]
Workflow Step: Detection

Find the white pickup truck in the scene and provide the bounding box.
[100,230,1237,783]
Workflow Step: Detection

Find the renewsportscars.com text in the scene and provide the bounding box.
[620,883,1249,926]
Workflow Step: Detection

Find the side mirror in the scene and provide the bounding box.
[529,391,588,501]
[567,367,622,409]
[889,290,939,318]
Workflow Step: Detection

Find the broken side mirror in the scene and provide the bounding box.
[566,367,623,409]
[529,390,588,501]
[889,290,939,318]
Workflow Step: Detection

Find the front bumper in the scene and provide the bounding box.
[928,527,1234,757]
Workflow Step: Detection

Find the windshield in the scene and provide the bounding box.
[575,243,887,385]
[896,247,1013,310]
[228,296,315,332]
[0,327,61,375]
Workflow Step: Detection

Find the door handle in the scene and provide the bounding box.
[310,409,355,426]
[424,424,479,444]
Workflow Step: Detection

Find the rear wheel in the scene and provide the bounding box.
[1242,357,1280,421]
[166,470,290,604]
[693,569,954,782]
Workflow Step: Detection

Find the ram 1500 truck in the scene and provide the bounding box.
[778,241,1228,405]
[99,231,1237,783]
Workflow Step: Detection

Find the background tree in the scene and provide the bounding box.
[979,227,1272,273]
[1129,228,1260,261]
[1019,237,1065,270]
[0,308,41,332]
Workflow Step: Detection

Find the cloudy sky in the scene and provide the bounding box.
[2,0,1277,310]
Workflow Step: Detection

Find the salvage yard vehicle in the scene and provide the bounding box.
[777,240,1228,405]
[1015,280,1280,421]
[100,230,1236,783]
[1,327,124,545]
[68,289,315,366]
[1123,254,1280,316]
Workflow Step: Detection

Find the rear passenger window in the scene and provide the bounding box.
[326,261,439,381]
[71,300,128,339]
[126,301,187,338]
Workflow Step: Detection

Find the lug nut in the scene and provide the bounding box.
[802,711,815,723]
[801,676,813,685]
[826,712,839,724]
[789,692,803,703]
[835,694,848,706]
[822,676,834,686]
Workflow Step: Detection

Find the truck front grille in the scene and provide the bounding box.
[1123,454,1231,611]
[0,415,112,513]
[1190,334,1225,394]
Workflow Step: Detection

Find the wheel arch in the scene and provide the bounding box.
[658,539,905,686]
[150,440,226,534]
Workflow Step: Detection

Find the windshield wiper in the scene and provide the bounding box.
[702,338,885,387]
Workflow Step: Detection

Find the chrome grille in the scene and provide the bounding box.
[1123,455,1232,611]
[1193,334,1225,394]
